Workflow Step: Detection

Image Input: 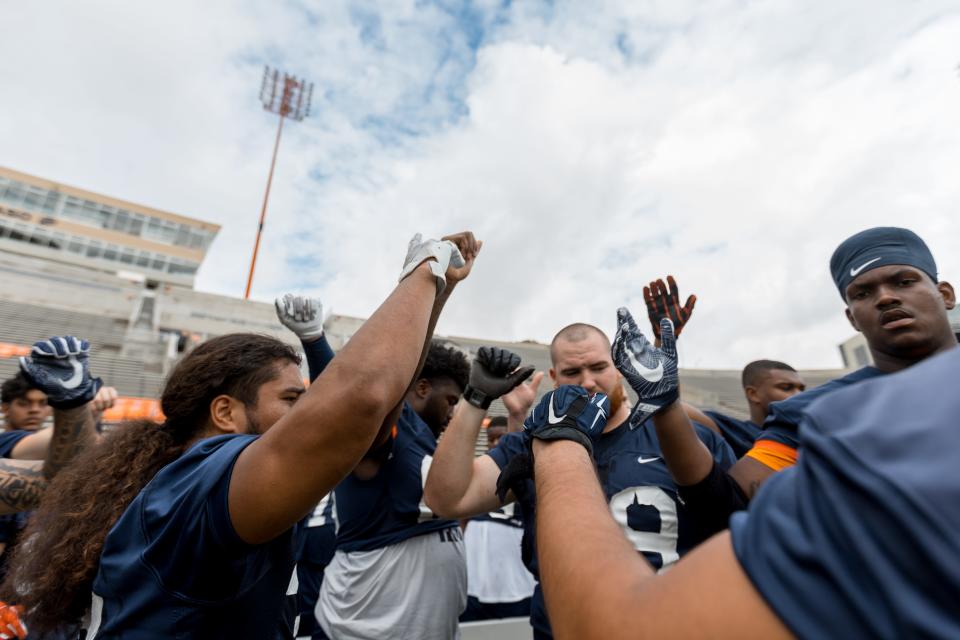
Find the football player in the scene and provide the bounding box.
[424,321,735,639]
[533,316,960,638]
[683,360,806,458]
[0,232,475,637]
[643,227,957,535]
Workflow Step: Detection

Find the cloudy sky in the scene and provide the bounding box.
[2,1,959,368]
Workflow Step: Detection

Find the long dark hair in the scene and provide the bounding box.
[0,334,300,632]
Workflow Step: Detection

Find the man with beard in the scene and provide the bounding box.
[424,323,735,639]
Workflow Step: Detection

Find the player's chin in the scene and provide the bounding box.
[876,328,935,355]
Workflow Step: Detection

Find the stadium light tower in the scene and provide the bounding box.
[244,66,314,300]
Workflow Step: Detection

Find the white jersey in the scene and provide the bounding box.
[464,504,536,603]
[317,527,466,640]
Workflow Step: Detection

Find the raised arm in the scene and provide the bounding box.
[0,337,104,514]
[533,436,789,640]
[424,347,532,518]
[613,309,715,484]
[10,359,107,461]
[17,337,102,478]
[229,233,474,544]
[613,310,749,534]
[274,294,335,382]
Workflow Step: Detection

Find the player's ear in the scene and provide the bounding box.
[937,281,956,310]
[413,378,431,400]
[548,368,557,386]
[845,307,861,332]
[209,395,243,434]
[744,385,761,406]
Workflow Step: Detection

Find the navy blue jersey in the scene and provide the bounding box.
[732,348,960,638]
[333,403,457,552]
[756,367,882,450]
[489,418,735,637]
[296,496,335,639]
[702,411,760,459]
[89,434,301,639]
[0,430,29,458]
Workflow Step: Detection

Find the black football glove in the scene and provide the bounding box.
[462,346,534,410]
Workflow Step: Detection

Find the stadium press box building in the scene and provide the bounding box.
[0,167,219,289]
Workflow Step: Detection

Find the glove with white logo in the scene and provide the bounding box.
[524,386,610,454]
[19,336,102,409]
[495,386,609,503]
[612,307,680,429]
[463,347,535,410]
[275,293,325,341]
[398,233,466,294]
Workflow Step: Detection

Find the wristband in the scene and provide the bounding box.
[462,384,493,410]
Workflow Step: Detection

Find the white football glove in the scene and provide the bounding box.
[398,233,465,294]
[274,294,325,340]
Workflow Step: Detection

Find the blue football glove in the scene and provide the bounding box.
[19,336,102,409]
[524,385,610,454]
[495,386,609,503]
[611,307,679,429]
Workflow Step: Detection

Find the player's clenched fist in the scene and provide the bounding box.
[524,386,610,456]
[440,231,482,286]
[275,293,325,341]
[495,386,609,503]
[399,233,466,294]
[463,347,534,410]
[19,336,102,409]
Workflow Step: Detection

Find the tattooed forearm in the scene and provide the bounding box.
[0,462,45,513]
[44,405,97,480]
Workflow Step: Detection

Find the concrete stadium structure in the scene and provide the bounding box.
[0,168,852,446]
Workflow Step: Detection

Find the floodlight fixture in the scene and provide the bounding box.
[245,66,315,299]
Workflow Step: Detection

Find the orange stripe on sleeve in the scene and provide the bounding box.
[745,439,798,472]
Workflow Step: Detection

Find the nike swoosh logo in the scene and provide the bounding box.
[58,356,84,390]
[589,403,607,432]
[547,401,567,425]
[637,456,660,464]
[626,350,663,383]
[850,257,881,277]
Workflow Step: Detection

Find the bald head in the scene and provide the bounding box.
[550,323,610,365]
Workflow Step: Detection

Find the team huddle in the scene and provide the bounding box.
[0,226,956,639]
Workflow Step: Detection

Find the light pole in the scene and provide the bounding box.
[244,66,313,300]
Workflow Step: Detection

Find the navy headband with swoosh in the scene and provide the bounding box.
[829,227,938,299]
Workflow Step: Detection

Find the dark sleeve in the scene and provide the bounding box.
[302,334,335,382]
[487,431,527,470]
[0,431,30,458]
[693,422,737,470]
[0,515,19,544]
[677,459,749,539]
[140,436,265,601]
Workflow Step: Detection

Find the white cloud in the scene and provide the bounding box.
[2,1,959,368]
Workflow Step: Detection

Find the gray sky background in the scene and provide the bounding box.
[2,1,959,368]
